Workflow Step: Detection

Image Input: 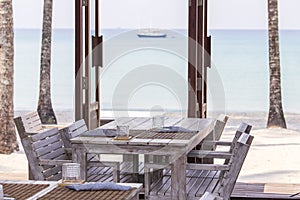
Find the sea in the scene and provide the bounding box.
[14,29,300,116]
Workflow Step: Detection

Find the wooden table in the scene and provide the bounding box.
[71,117,215,200]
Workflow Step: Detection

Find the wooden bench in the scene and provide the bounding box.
[145,131,254,200]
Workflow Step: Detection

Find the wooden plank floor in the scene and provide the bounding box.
[232,182,300,199]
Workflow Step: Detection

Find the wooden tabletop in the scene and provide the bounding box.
[71,117,215,148]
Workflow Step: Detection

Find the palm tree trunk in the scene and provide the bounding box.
[267,0,286,128]
[37,0,57,124]
[0,0,19,154]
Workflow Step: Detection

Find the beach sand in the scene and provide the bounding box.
[1,111,300,184]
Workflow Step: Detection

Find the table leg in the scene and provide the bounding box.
[171,155,186,200]
[132,154,139,182]
[72,144,87,181]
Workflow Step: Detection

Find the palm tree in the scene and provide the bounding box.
[37,0,57,124]
[267,0,286,128]
[0,0,19,153]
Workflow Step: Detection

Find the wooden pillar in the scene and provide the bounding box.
[188,0,198,118]
[203,0,210,118]
[84,0,91,129]
[75,0,83,121]
[94,0,101,127]
[197,0,204,118]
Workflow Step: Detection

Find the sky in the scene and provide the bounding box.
[13,0,300,30]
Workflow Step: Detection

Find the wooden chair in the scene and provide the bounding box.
[16,126,121,182]
[195,114,229,163]
[14,112,68,180]
[59,119,120,182]
[145,132,254,200]
[210,114,229,143]
[188,122,252,162]
[14,114,120,182]
[16,127,71,181]
[14,111,67,134]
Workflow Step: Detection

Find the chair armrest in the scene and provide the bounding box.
[39,159,72,165]
[42,123,71,130]
[202,140,232,146]
[187,150,232,159]
[186,163,230,171]
[88,161,120,168]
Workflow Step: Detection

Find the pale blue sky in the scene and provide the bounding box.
[13,0,300,29]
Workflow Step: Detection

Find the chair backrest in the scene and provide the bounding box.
[14,112,43,139]
[228,122,252,153]
[217,133,254,200]
[214,114,229,141]
[60,119,88,149]
[17,126,68,181]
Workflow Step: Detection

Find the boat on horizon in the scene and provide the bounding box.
[137,28,167,38]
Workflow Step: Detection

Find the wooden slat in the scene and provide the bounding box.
[68,119,86,132]
[188,150,232,159]
[21,112,44,132]
[70,126,87,138]
[31,128,59,142]
[42,165,62,179]
[232,182,300,199]
[39,147,66,160]
[187,163,230,171]
[1,183,49,200]
[37,183,142,200]
[32,133,61,149]
[35,140,64,157]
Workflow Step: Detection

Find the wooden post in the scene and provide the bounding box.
[75,0,83,121]
[84,1,91,129]
[95,0,101,127]
[188,0,198,118]
[203,0,210,118]
[197,0,204,118]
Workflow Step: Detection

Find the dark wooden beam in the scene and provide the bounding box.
[197,0,204,118]
[85,0,91,129]
[188,0,198,118]
[75,0,83,121]
[203,0,209,118]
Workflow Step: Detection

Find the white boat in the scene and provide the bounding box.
[137,28,167,38]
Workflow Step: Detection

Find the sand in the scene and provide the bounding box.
[1,111,300,184]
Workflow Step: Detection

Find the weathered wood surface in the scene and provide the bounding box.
[0,180,143,200]
[192,114,228,164]
[188,123,252,164]
[232,182,300,199]
[16,117,120,182]
[72,118,215,148]
[14,112,67,136]
[71,117,215,200]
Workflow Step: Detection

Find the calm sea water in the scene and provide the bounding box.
[14,29,300,114]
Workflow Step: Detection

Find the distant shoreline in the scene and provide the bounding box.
[14,110,300,132]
